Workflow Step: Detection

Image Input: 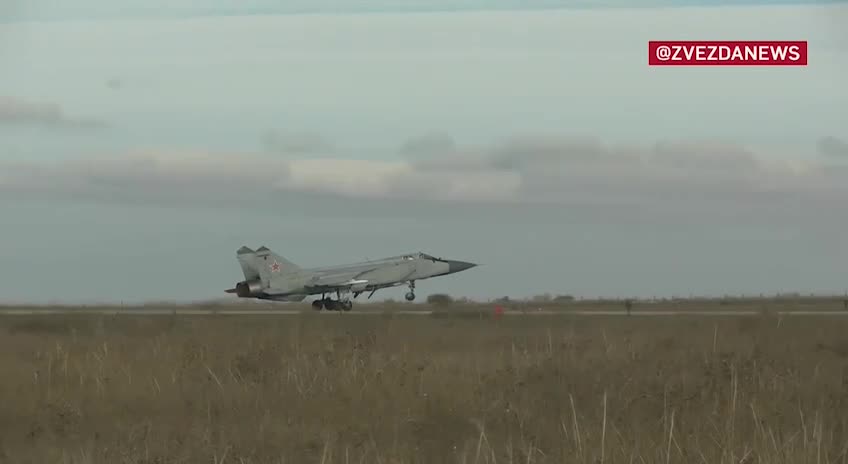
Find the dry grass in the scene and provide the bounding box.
[1,310,847,463]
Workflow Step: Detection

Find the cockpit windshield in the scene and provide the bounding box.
[400,252,444,261]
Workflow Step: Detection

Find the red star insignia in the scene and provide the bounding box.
[270,261,281,273]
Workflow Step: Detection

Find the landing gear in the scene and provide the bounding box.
[312,294,353,312]
[405,281,416,302]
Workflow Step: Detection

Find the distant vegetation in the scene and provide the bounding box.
[425,293,454,306]
[404,293,848,313]
[37,292,845,310]
[432,292,846,308]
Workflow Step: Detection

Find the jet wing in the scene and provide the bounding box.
[304,270,373,291]
[305,267,418,292]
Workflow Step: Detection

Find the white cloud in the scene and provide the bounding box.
[0,150,289,206]
[261,130,334,155]
[283,158,411,197]
[2,135,845,215]
[0,96,107,129]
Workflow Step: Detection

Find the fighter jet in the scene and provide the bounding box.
[225,246,477,311]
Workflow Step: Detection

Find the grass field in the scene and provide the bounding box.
[1,308,847,463]
[4,294,847,314]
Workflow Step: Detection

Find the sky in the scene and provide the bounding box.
[0,0,847,304]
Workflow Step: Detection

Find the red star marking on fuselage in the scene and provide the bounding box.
[270,261,281,273]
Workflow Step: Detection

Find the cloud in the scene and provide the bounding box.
[106,77,124,90]
[395,133,847,207]
[0,96,108,130]
[0,151,290,207]
[261,130,334,155]
[398,132,456,157]
[817,136,848,158]
[2,134,846,218]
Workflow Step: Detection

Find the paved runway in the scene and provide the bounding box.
[0,308,846,316]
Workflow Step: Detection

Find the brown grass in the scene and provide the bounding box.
[1,309,847,463]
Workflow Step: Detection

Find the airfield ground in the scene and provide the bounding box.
[1,300,847,463]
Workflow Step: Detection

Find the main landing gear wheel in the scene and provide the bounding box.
[405,280,416,301]
[315,299,352,311]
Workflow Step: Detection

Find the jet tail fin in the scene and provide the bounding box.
[235,245,301,285]
[254,246,300,269]
[254,246,301,283]
[236,246,260,281]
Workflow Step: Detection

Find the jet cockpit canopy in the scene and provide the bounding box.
[400,252,445,262]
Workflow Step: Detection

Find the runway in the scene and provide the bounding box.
[0,308,847,316]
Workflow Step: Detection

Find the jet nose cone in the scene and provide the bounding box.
[448,260,477,274]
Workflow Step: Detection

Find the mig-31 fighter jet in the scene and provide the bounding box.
[225,246,477,311]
